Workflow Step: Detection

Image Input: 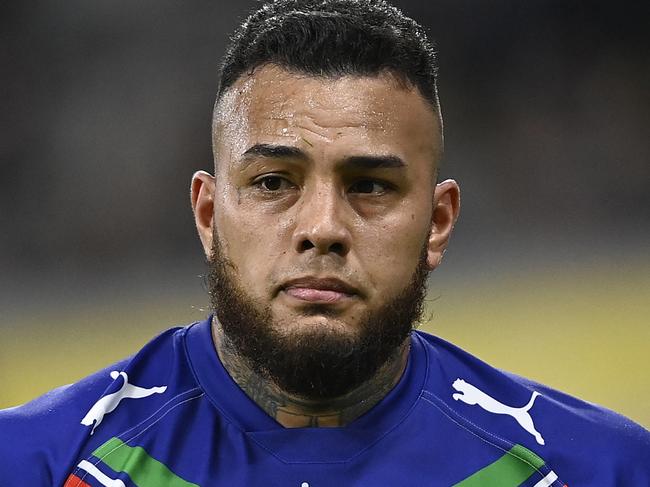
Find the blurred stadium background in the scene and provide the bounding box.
[1,1,648,426]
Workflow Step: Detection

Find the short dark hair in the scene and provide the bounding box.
[216,0,440,109]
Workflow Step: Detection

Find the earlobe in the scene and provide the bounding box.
[190,170,216,258]
[426,179,460,270]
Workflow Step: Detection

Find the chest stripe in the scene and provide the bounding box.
[452,444,545,486]
[92,437,198,487]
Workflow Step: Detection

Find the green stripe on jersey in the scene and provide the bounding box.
[452,444,546,487]
[93,437,199,487]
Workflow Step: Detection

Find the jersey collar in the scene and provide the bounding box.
[184,316,429,462]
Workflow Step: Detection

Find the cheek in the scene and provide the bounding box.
[370,195,432,256]
[218,213,266,259]
[215,200,288,284]
[359,210,431,292]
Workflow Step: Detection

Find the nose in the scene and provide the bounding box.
[291,186,351,257]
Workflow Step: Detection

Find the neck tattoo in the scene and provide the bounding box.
[212,321,410,428]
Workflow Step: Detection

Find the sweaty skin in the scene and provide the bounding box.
[192,65,460,427]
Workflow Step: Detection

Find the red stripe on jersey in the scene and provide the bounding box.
[63,473,92,487]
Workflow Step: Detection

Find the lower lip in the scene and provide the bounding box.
[284,287,352,303]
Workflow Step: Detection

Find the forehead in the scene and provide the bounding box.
[213,65,441,167]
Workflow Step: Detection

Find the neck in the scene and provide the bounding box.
[211,319,410,428]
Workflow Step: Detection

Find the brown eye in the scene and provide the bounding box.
[262,176,282,191]
[255,175,295,192]
[349,180,389,194]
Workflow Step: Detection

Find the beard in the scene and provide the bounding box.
[207,235,430,401]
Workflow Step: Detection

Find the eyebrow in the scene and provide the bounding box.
[344,155,406,169]
[241,144,307,160]
[240,143,406,170]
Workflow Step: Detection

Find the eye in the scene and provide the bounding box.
[349,179,391,194]
[253,175,296,192]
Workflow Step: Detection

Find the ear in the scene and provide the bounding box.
[426,179,460,270]
[191,170,216,258]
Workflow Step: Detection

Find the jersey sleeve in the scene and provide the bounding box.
[0,360,129,486]
[505,370,650,484]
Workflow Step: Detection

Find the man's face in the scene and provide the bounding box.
[193,65,459,397]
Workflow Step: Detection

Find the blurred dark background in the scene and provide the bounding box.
[1,1,648,423]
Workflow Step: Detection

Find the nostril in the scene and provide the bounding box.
[300,240,315,252]
[329,242,345,254]
[296,238,347,255]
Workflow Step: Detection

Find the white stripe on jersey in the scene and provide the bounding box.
[77,460,126,487]
[533,470,559,487]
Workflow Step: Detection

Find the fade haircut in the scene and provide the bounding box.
[215,0,440,110]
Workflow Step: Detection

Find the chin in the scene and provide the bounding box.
[275,296,357,318]
[274,313,362,338]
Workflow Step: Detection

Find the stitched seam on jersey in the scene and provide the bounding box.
[414,331,431,393]
[73,392,204,486]
[93,393,205,464]
[70,389,203,486]
[420,392,565,487]
[246,389,422,466]
[246,335,431,465]
[57,359,133,485]
[182,322,248,433]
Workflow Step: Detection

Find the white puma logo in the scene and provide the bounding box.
[452,378,545,445]
[81,371,167,435]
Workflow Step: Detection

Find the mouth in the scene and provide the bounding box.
[280,277,360,304]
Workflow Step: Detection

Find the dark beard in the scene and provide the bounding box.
[207,237,429,400]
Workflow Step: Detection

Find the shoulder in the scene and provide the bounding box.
[0,324,190,485]
[505,370,650,466]
[0,360,128,482]
[413,330,650,483]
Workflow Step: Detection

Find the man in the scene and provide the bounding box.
[1,0,648,485]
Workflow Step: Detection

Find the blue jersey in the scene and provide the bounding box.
[1,317,648,486]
